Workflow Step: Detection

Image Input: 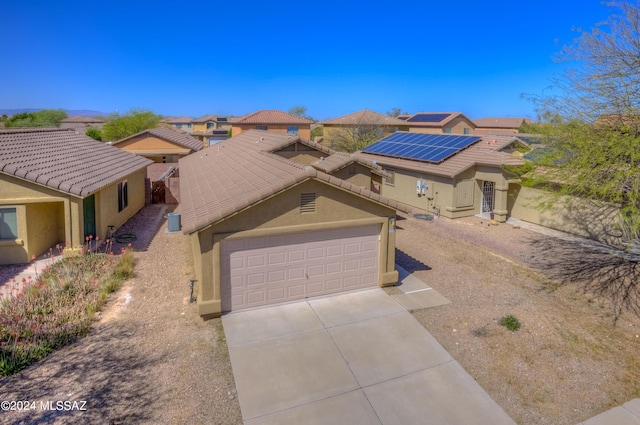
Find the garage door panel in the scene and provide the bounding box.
[308,247,325,259]
[326,262,342,274]
[287,284,305,298]
[221,224,380,312]
[247,273,265,286]
[247,254,266,268]
[268,252,286,265]
[288,267,305,279]
[307,282,324,295]
[288,250,305,262]
[361,257,377,268]
[268,270,285,282]
[344,276,360,288]
[344,259,360,271]
[307,264,324,277]
[230,257,244,270]
[361,241,377,252]
[326,245,342,257]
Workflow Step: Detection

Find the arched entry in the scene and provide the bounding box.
[481,181,494,214]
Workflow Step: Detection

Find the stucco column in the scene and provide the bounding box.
[493,184,509,222]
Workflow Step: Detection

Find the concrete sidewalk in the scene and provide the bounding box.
[222,289,515,425]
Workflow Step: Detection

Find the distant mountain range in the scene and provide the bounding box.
[0,109,106,117]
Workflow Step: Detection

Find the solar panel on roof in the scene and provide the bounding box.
[407,113,451,123]
[362,132,481,163]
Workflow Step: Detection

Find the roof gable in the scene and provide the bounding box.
[112,127,203,152]
[321,110,409,126]
[232,110,313,125]
[0,128,152,197]
[179,130,409,233]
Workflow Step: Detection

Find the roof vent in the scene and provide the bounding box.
[300,193,316,213]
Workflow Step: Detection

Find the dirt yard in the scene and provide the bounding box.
[1,205,638,424]
[396,213,640,425]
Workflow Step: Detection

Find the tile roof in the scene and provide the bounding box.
[310,151,390,177]
[472,117,528,129]
[165,116,193,124]
[356,134,524,178]
[179,130,410,234]
[112,127,203,152]
[0,128,151,197]
[231,110,313,125]
[321,110,409,126]
[192,114,228,123]
[402,112,472,127]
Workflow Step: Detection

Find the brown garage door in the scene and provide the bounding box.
[220,224,380,312]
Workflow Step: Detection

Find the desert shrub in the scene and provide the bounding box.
[0,250,134,375]
[499,314,522,332]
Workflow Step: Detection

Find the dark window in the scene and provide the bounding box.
[256,125,268,130]
[384,169,395,186]
[463,127,470,135]
[287,126,299,135]
[444,127,452,134]
[0,207,18,239]
[118,181,128,212]
[207,122,214,129]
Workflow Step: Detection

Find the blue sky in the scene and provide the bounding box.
[0,1,613,120]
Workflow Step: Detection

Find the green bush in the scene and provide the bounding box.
[499,314,522,332]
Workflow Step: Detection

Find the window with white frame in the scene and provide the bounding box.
[0,207,18,239]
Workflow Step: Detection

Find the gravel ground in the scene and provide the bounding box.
[396,213,640,425]
[1,205,639,425]
[0,205,242,425]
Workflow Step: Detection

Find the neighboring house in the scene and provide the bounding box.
[357,132,526,222]
[111,127,203,163]
[230,110,313,138]
[165,116,193,133]
[320,109,410,149]
[179,129,410,317]
[0,128,151,265]
[398,112,476,135]
[472,117,529,134]
[190,114,232,146]
[59,115,105,132]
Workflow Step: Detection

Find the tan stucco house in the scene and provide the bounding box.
[357,132,525,222]
[190,114,232,146]
[111,127,203,163]
[0,128,151,265]
[230,110,313,138]
[397,112,476,135]
[164,116,193,133]
[179,130,410,317]
[320,109,410,149]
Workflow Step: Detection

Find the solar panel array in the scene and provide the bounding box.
[363,132,481,163]
[407,113,451,123]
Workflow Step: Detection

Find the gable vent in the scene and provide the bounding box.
[300,193,316,213]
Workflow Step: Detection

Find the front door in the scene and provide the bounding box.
[481,181,494,213]
[83,194,96,239]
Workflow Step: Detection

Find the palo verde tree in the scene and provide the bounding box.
[101,108,162,142]
[4,109,68,128]
[524,1,640,322]
[526,1,640,242]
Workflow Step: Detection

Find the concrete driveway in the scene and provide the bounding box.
[222,288,515,424]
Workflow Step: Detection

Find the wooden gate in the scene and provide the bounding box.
[152,181,166,204]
